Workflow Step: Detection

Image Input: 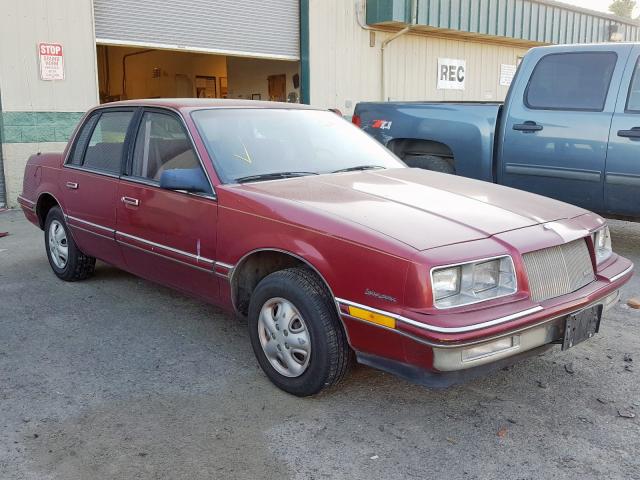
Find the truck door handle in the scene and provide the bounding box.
[121,196,140,206]
[65,181,78,189]
[513,121,543,132]
[617,127,640,139]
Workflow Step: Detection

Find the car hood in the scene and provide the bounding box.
[234,168,587,251]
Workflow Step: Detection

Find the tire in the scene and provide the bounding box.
[248,267,351,396]
[404,154,455,174]
[44,206,96,281]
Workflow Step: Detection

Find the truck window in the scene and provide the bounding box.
[626,59,640,113]
[525,52,617,112]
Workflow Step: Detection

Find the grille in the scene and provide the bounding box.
[522,238,595,302]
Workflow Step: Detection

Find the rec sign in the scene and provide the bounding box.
[437,58,466,90]
[38,42,64,81]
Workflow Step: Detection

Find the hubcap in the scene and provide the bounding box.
[258,297,311,377]
[48,220,68,269]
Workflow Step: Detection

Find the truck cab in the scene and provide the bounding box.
[498,43,640,217]
[354,43,640,219]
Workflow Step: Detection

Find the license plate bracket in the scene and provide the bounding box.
[562,305,602,351]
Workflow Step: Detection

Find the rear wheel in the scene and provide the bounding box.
[404,154,455,174]
[248,267,351,396]
[44,207,96,281]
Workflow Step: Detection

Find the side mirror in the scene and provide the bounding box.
[159,168,211,194]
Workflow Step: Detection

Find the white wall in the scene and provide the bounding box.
[226,57,300,102]
[99,46,228,101]
[0,0,99,112]
[308,0,532,114]
[0,0,99,207]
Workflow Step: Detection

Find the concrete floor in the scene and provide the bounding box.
[1,209,639,480]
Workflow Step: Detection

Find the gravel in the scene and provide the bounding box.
[1,210,639,480]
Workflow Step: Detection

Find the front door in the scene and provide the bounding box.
[61,108,137,268]
[499,48,623,212]
[115,109,219,302]
[605,47,640,217]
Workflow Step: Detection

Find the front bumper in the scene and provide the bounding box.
[431,289,618,372]
[338,255,633,387]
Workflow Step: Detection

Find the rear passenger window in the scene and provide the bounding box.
[526,52,617,111]
[130,112,201,182]
[83,111,134,174]
[626,59,640,113]
[68,114,99,166]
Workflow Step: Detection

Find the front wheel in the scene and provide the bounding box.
[44,206,96,281]
[248,268,351,396]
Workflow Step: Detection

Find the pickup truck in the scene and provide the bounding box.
[353,43,640,218]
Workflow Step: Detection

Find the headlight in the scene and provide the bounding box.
[593,226,612,264]
[431,256,517,309]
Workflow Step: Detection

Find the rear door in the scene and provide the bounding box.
[605,46,640,217]
[115,108,219,302]
[62,108,137,267]
[499,47,625,212]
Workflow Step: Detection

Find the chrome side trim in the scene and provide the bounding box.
[68,224,115,242]
[609,265,634,283]
[63,164,120,179]
[65,215,115,234]
[215,261,235,271]
[17,195,36,206]
[117,230,214,265]
[119,240,213,273]
[335,297,544,334]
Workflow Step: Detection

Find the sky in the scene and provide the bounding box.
[560,0,640,17]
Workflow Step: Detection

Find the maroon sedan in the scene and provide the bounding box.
[18,100,633,396]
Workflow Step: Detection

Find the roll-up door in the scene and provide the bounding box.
[93,0,300,60]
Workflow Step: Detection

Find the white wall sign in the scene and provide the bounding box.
[38,42,64,81]
[499,64,517,87]
[437,58,466,90]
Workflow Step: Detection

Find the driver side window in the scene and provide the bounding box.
[130,111,202,182]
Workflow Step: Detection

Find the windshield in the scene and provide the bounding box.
[191,108,405,183]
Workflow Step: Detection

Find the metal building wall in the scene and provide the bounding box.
[309,0,530,113]
[367,0,640,43]
[94,0,300,60]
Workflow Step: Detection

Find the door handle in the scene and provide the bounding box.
[513,121,543,132]
[617,127,640,139]
[65,181,78,190]
[121,196,140,206]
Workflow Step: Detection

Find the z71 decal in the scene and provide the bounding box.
[371,120,392,130]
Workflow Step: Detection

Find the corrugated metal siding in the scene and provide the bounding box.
[94,0,300,59]
[368,0,640,44]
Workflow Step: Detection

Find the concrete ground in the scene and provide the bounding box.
[1,208,639,480]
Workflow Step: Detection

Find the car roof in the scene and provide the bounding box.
[98,98,320,112]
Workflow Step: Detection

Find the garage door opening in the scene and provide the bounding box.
[96,45,301,104]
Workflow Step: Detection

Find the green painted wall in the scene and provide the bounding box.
[1,111,83,144]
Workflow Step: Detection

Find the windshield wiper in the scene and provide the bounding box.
[234,171,319,183]
[331,165,386,174]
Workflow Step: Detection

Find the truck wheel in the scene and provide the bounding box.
[248,267,351,396]
[405,154,455,174]
[44,206,96,281]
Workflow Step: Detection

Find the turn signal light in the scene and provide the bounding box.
[348,306,396,329]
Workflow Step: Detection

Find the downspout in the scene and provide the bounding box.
[0,89,6,208]
[380,0,417,101]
